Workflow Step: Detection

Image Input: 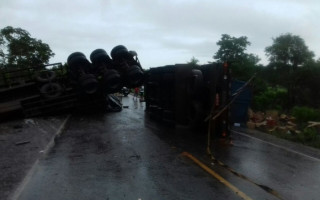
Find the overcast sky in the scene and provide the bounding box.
[1,0,319,68]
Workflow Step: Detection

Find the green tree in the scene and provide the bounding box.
[187,56,199,66]
[214,34,251,63]
[0,26,54,69]
[265,33,315,108]
[265,33,314,70]
[214,34,260,81]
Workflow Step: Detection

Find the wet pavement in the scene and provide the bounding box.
[0,116,68,200]
[212,130,320,200]
[13,95,320,200]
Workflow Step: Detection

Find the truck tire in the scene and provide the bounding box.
[126,65,144,88]
[102,69,122,93]
[67,52,88,66]
[111,45,129,60]
[90,49,112,66]
[40,83,63,98]
[79,74,99,94]
[35,70,56,82]
[67,52,91,73]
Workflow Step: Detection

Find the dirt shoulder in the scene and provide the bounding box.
[0,115,69,200]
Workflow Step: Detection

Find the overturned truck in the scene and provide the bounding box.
[0,45,231,139]
[0,45,144,119]
[145,63,231,139]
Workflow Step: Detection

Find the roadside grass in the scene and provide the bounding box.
[269,127,320,149]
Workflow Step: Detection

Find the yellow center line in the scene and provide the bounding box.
[182,152,253,200]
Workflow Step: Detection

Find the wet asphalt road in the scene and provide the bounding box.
[15,95,320,200]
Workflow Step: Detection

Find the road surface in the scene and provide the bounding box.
[13,95,320,200]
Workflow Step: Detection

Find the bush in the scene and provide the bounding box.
[299,127,319,143]
[252,77,268,95]
[253,87,287,111]
[291,106,320,123]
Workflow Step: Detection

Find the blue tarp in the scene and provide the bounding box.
[230,80,252,125]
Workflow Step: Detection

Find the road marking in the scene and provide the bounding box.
[207,152,284,200]
[233,130,320,162]
[10,114,71,200]
[42,114,71,155]
[182,152,253,200]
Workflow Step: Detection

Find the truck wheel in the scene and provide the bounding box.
[67,52,88,66]
[40,83,63,98]
[90,49,112,66]
[111,45,129,60]
[126,65,144,87]
[35,70,56,82]
[79,74,99,94]
[102,69,122,94]
[67,52,91,74]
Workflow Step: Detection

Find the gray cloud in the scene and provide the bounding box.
[0,0,319,68]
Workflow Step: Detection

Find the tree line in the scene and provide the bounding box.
[210,33,320,112]
[1,26,319,112]
[0,26,54,70]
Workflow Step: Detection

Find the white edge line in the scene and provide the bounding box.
[10,114,71,200]
[42,114,71,156]
[233,130,320,162]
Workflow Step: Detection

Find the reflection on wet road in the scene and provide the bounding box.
[16,95,320,200]
[212,130,320,200]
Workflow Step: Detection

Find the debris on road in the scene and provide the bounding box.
[248,109,299,134]
[15,140,31,146]
[247,108,320,139]
[24,119,36,125]
[307,121,320,128]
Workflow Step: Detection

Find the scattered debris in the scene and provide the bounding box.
[247,109,300,134]
[246,121,255,129]
[307,121,320,128]
[15,140,30,146]
[24,119,35,125]
[129,154,141,160]
[266,110,279,121]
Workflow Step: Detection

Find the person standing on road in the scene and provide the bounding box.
[134,87,139,101]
